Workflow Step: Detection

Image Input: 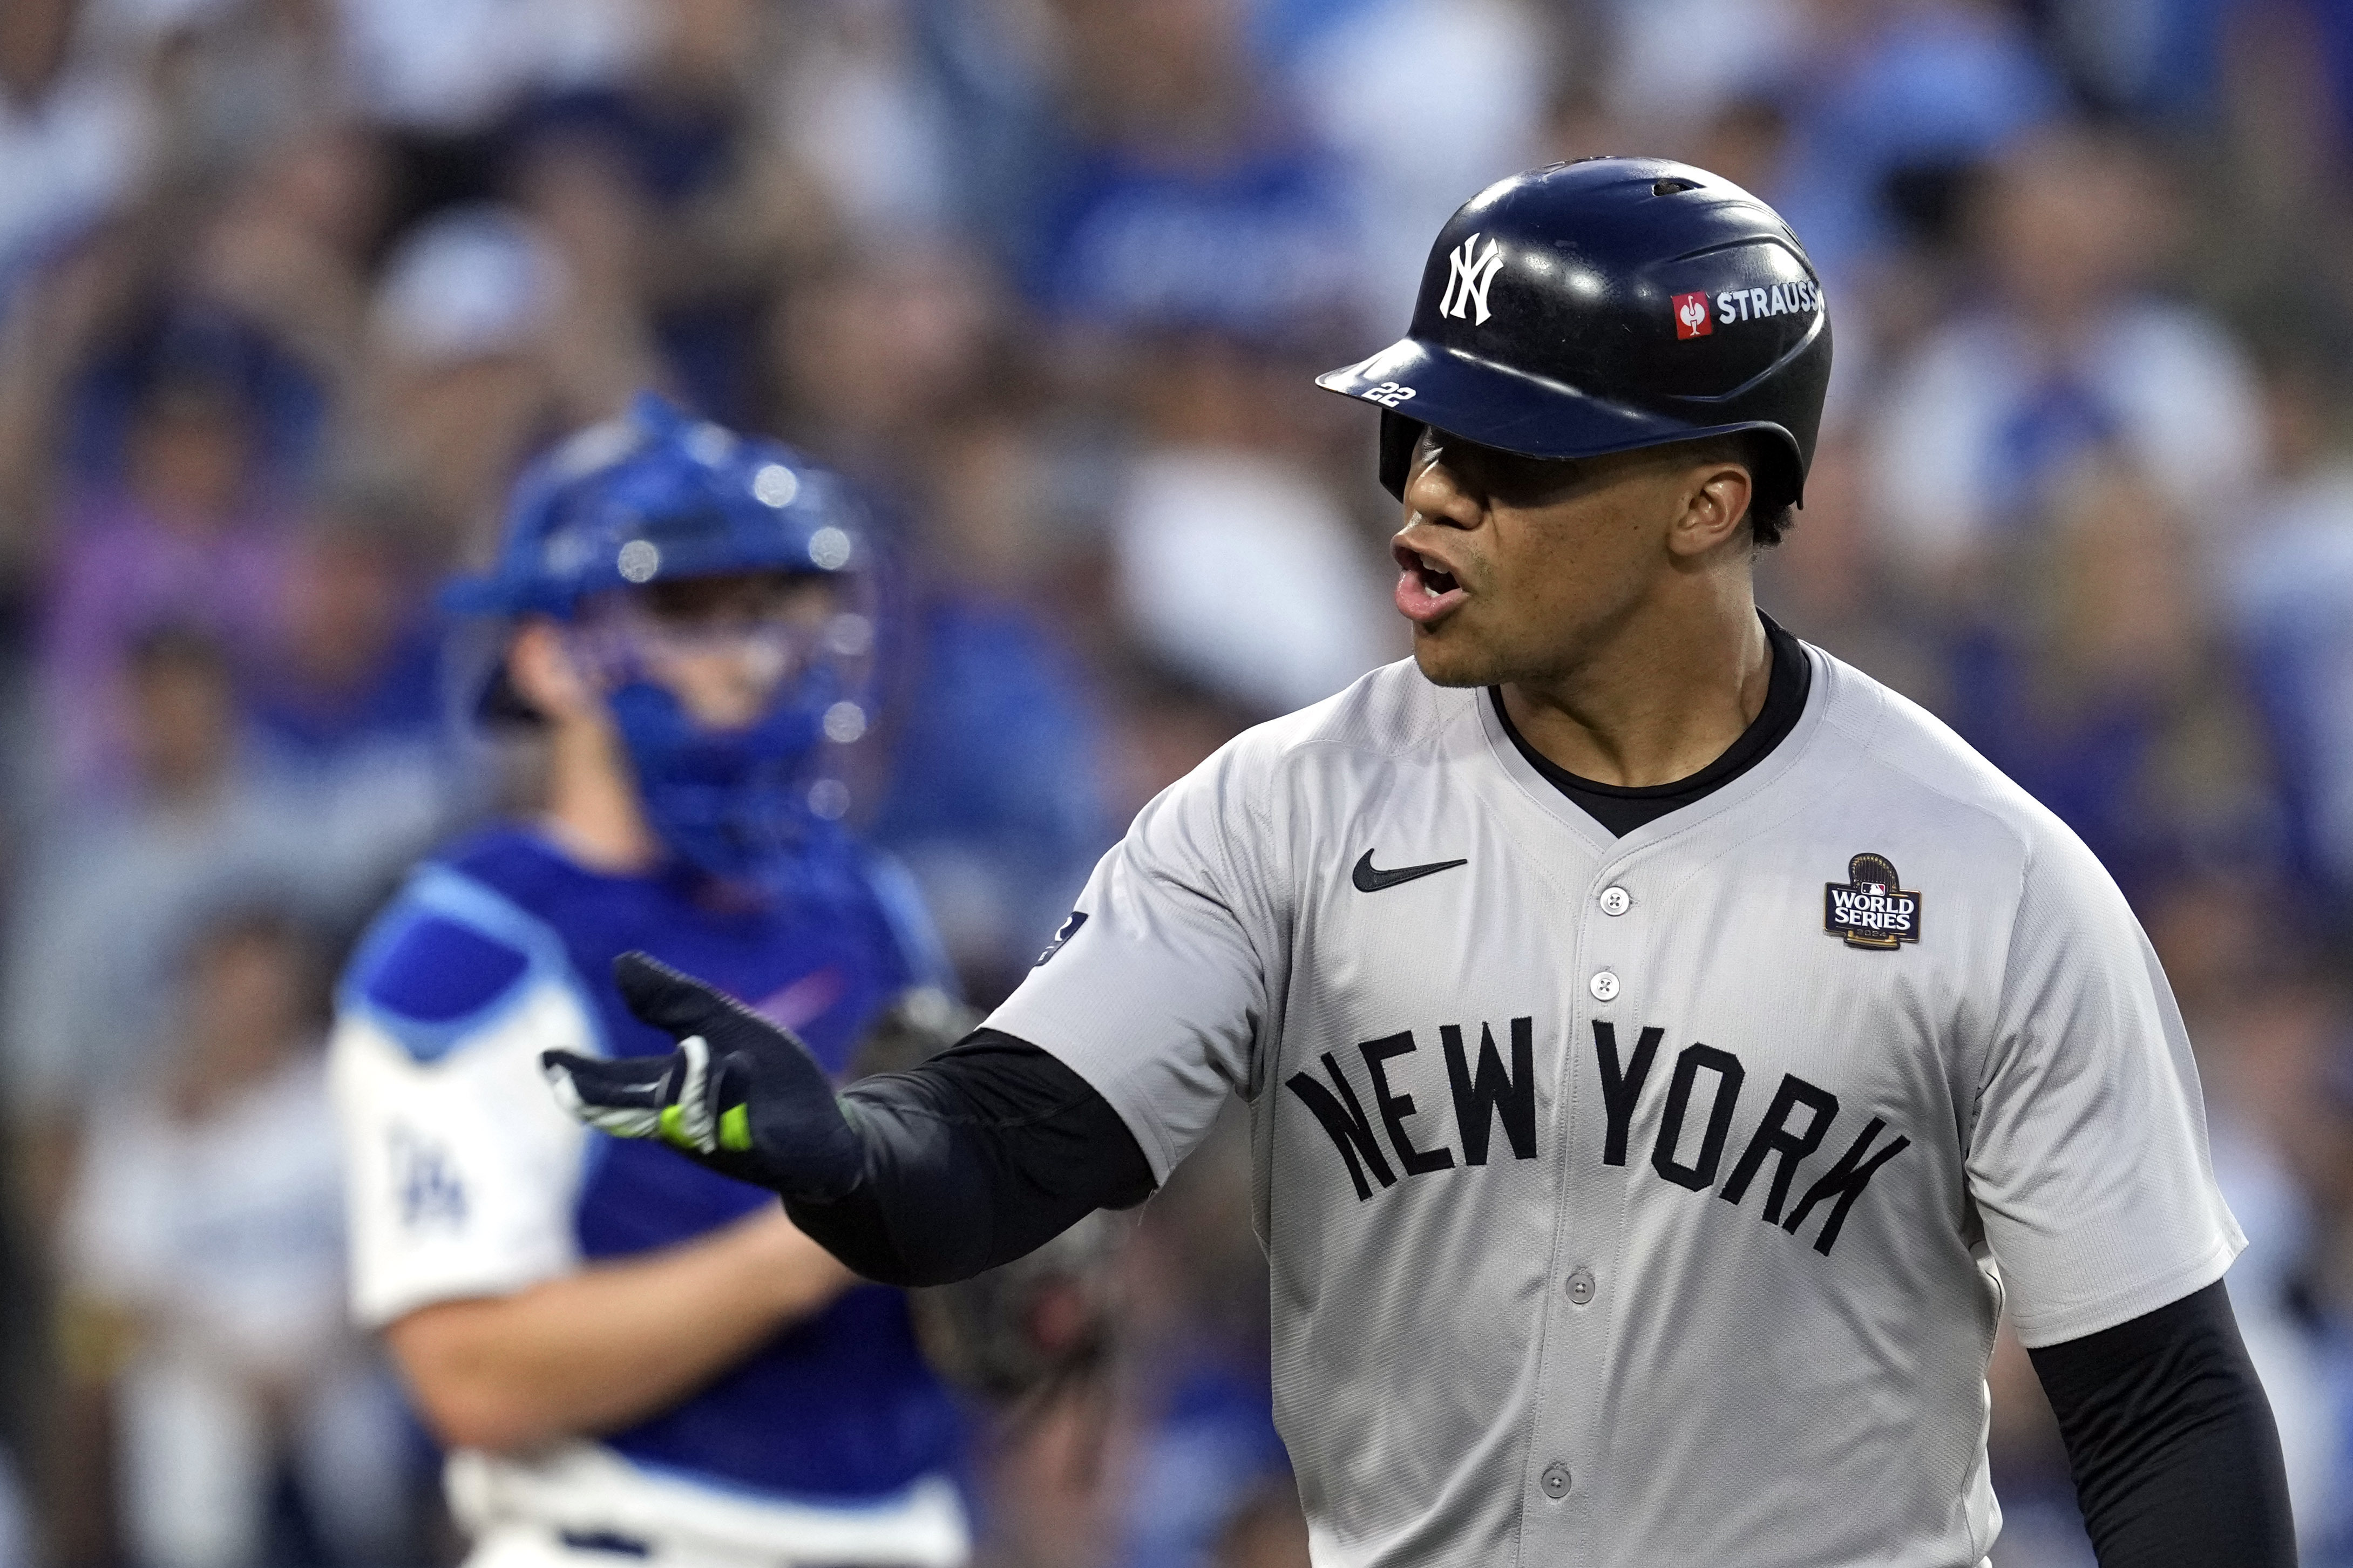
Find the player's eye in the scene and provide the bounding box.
[1477,449,1582,507]
[640,572,828,625]
[1425,435,1580,507]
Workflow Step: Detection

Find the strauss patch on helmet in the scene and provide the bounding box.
[1712,279,1825,326]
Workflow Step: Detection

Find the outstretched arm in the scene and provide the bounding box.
[543,955,1155,1287]
[2028,1281,2295,1567]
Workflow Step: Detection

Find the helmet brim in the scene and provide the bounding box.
[1316,336,1803,503]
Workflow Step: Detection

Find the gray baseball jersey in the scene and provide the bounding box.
[986,645,2242,1568]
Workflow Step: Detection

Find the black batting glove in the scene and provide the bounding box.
[540,952,866,1202]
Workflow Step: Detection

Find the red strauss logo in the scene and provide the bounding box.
[1672,291,1712,339]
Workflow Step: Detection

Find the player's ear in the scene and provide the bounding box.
[506,617,600,723]
[1665,460,1753,560]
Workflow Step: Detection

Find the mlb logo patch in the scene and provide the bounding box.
[1672,292,1712,338]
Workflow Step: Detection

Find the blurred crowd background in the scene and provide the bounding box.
[0,0,2350,1564]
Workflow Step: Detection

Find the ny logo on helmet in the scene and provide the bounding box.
[1440,234,1504,324]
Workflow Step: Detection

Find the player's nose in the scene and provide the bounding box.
[1400,449,1480,531]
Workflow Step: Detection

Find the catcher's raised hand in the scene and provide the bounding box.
[541,952,866,1202]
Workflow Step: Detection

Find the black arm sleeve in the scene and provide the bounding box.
[2027,1280,2295,1567]
[780,1029,1157,1287]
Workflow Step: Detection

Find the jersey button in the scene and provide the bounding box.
[1540,1461,1572,1499]
[1589,970,1619,1003]
[1566,1268,1596,1306]
[1598,885,1631,916]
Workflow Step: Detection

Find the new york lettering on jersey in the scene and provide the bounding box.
[1284,1016,1908,1259]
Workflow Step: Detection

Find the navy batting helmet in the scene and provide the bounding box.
[1317,158,1832,511]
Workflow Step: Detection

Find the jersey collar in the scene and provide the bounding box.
[1470,637,1839,859]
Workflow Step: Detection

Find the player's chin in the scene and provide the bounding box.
[1407,626,1506,689]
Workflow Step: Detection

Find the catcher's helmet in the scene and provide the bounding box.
[1317,158,1832,510]
[443,394,880,884]
[443,392,865,619]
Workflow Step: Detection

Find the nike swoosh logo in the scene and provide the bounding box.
[1351,850,1468,893]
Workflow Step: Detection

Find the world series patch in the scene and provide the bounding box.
[1824,853,1921,950]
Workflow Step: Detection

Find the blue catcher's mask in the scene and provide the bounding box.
[444,394,880,888]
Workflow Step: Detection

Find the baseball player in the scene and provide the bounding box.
[329,396,968,1568]
[543,162,2294,1566]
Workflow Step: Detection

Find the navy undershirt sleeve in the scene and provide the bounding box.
[782,1029,1154,1286]
[2028,1281,2294,1566]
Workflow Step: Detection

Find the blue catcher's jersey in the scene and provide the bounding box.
[330,825,962,1505]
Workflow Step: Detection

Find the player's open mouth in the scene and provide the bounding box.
[1393,545,1467,625]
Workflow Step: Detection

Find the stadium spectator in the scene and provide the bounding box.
[1020,0,1358,343]
[505,0,837,426]
[247,490,442,766]
[331,0,638,169]
[58,907,410,1568]
[352,203,567,555]
[1105,327,1395,718]
[5,630,278,1217]
[0,0,151,317]
[1866,125,2262,590]
[1769,0,2063,288]
[5,619,435,1232]
[1936,453,2271,903]
[35,371,290,803]
[867,408,1118,1003]
[765,243,1000,487]
[2231,349,2353,920]
[1287,0,1554,322]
